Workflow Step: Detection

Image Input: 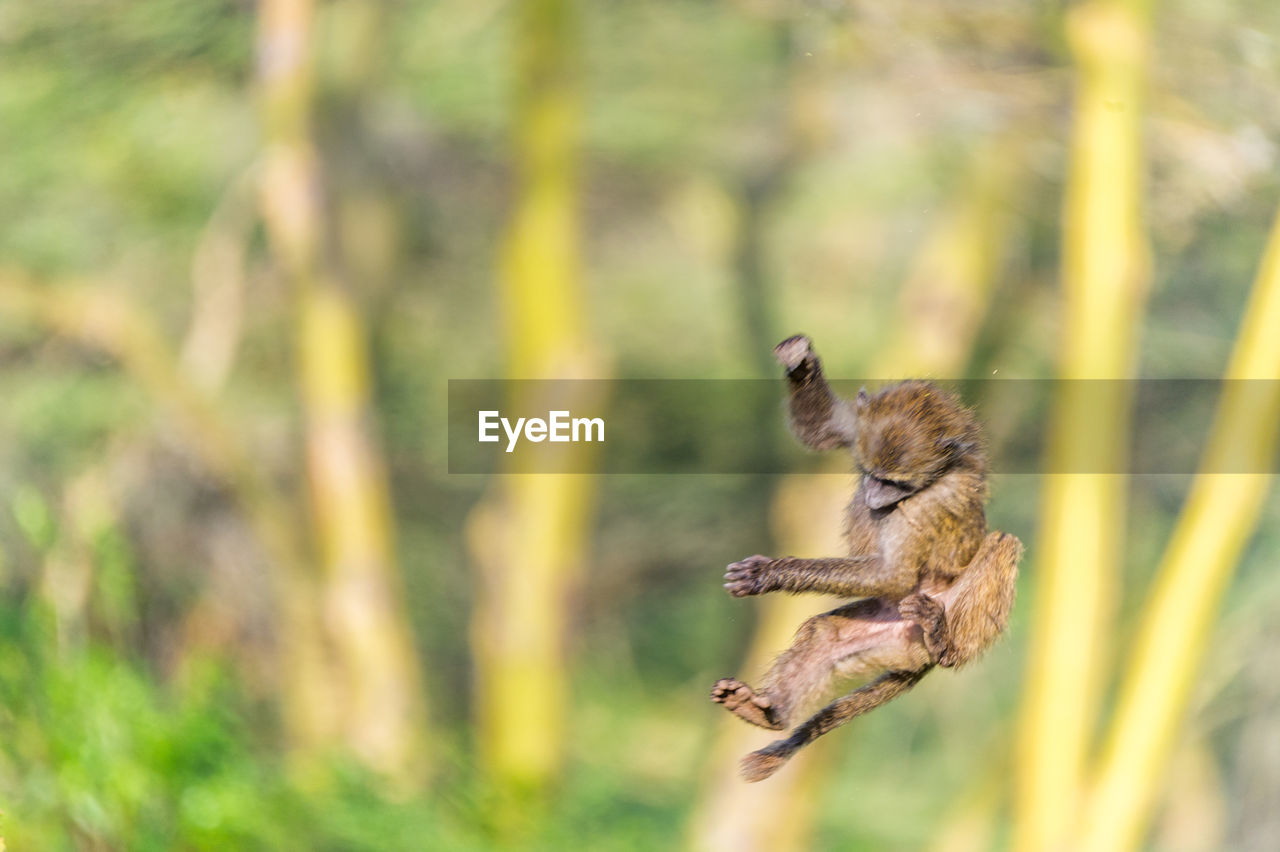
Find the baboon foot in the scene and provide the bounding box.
[710,678,785,730]
[899,592,952,667]
[898,592,943,627]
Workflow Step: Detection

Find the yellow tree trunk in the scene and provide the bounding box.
[468,0,604,799]
[257,0,425,781]
[1012,2,1154,849]
[1073,202,1280,852]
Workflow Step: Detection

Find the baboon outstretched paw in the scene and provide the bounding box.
[724,555,774,597]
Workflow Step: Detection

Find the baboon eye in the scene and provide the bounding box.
[871,474,914,491]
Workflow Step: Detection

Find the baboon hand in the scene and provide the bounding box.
[724,555,774,597]
[773,334,815,374]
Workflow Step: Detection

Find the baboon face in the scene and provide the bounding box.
[853,381,980,508]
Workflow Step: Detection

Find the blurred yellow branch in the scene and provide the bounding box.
[257,0,425,782]
[1074,202,1280,852]
[180,164,258,393]
[468,0,606,802]
[1014,1,1154,848]
[500,0,584,377]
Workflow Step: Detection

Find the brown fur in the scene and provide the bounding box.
[711,335,1022,781]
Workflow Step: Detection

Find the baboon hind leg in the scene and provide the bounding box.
[712,600,896,733]
[937,530,1023,667]
[709,622,842,733]
[740,668,929,782]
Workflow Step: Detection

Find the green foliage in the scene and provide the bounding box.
[0,608,265,849]
[0,606,479,849]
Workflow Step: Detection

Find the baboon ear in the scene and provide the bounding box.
[856,388,869,409]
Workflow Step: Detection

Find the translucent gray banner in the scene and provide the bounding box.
[447,379,1280,474]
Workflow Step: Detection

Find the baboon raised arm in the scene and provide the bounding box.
[772,334,858,451]
[711,335,1022,782]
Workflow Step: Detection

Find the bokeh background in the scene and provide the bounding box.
[3,0,1280,849]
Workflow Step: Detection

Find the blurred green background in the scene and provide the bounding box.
[2,0,1280,849]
